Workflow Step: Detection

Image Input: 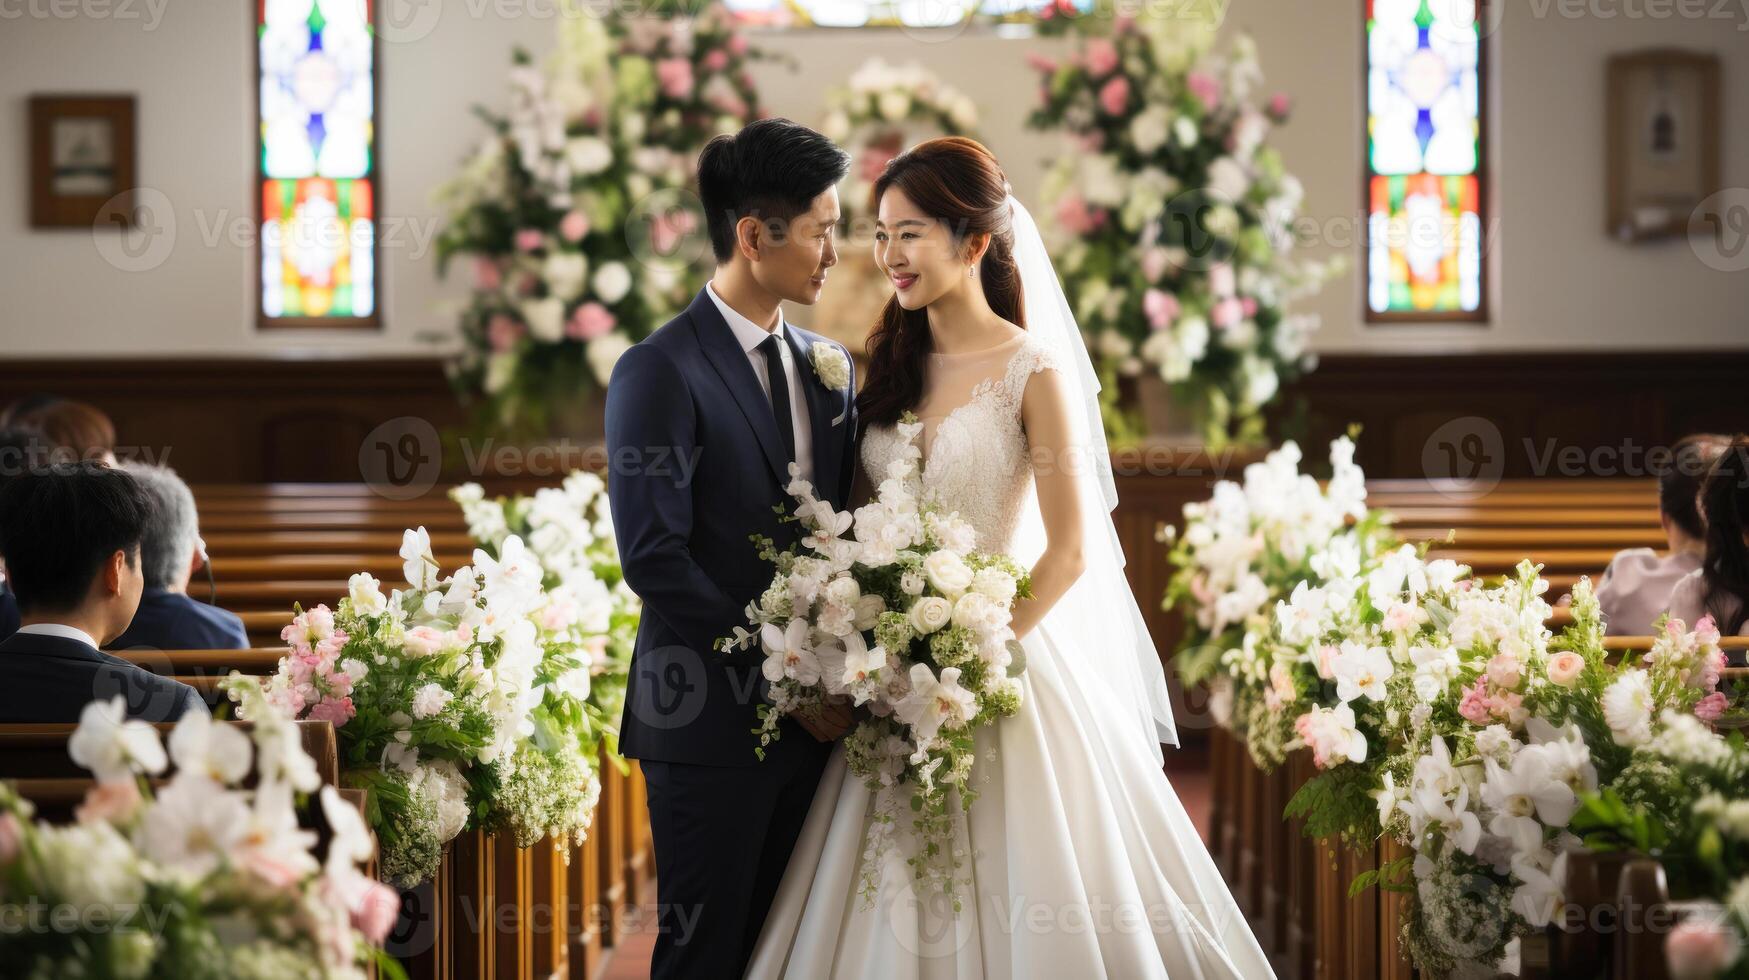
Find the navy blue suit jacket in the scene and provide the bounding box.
[606,288,858,767]
[106,588,250,653]
[0,630,204,723]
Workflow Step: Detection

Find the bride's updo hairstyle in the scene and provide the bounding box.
[857,137,1025,432]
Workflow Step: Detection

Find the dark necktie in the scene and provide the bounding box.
[758,333,797,471]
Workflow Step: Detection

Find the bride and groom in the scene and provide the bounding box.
[604,118,1271,980]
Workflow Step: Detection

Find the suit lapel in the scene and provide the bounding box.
[785,325,845,504]
[688,289,791,487]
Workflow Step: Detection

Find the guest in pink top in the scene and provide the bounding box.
[1667,436,1749,658]
[1597,433,1724,635]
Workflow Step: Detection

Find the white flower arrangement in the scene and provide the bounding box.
[808,341,852,392]
[232,525,607,887]
[820,58,979,234]
[719,414,1032,906]
[0,694,395,977]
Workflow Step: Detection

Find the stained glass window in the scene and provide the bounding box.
[1365,0,1487,320]
[257,0,378,328]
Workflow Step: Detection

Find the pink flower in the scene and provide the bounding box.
[473,257,502,291]
[1098,76,1130,116]
[702,49,729,72]
[1077,131,1105,153]
[1241,296,1259,317]
[1141,247,1172,283]
[514,229,545,253]
[1113,11,1136,33]
[1694,691,1728,722]
[1209,263,1236,298]
[1695,614,1721,646]
[1210,297,1245,329]
[1187,71,1221,111]
[76,781,143,825]
[728,34,749,56]
[1268,93,1293,121]
[566,302,618,341]
[1143,289,1179,331]
[1053,193,1105,236]
[1458,678,1492,725]
[650,208,694,256]
[1315,644,1340,680]
[1485,652,1523,691]
[656,58,695,99]
[709,91,748,118]
[1085,39,1119,77]
[1666,919,1741,980]
[1026,52,1059,74]
[559,210,591,243]
[487,314,526,353]
[403,625,449,658]
[0,813,19,865]
[1546,650,1585,688]
[350,880,402,944]
[306,697,355,728]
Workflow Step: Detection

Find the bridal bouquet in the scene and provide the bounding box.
[452,472,640,754]
[719,415,1032,899]
[0,695,397,978]
[235,528,602,887]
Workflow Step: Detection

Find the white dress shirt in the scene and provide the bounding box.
[16,622,100,650]
[705,281,814,484]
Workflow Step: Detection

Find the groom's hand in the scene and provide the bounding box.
[794,699,854,741]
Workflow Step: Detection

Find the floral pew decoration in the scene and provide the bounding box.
[1168,439,1749,977]
[451,471,638,761]
[0,695,400,978]
[228,527,604,888]
[1164,435,1394,766]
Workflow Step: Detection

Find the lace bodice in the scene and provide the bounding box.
[860,332,1065,553]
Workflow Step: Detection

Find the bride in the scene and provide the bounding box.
[746,136,1273,979]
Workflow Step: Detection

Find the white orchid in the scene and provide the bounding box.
[894,664,977,742]
[401,526,439,590]
[1332,641,1393,703]
[760,619,821,686]
[1481,749,1577,857]
[69,696,168,784]
[136,775,251,879]
[167,709,253,786]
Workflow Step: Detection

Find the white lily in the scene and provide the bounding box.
[69,696,168,784]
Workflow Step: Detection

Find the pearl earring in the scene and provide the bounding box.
[968,265,977,278]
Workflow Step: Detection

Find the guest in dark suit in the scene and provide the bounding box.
[0,462,202,722]
[106,463,248,653]
[605,118,857,980]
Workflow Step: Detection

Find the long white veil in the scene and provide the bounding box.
[1005,196,1180,755]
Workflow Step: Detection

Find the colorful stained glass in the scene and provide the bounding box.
[258,0,376,324]
[1366,0,1484,317]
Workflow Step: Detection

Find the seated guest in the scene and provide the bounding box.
[1669,436,1749,649]
[107,464,249,652]
[16,398,116,466]
[0,394,62,427]
[1596,433,1726,635]
[0,462,202,722]
[0,426,48,641]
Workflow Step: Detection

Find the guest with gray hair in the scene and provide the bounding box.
[105,463,249,651]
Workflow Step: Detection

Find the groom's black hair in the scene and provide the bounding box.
[697,118,850,263]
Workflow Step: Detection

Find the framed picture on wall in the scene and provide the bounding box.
[1606,50,1720,242]
[29,94,137,229]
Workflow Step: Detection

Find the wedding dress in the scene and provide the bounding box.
[744,324,1275,979]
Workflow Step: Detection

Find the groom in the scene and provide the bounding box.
[605,118,857,980]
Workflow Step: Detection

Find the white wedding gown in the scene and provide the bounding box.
[746,332,1274,980]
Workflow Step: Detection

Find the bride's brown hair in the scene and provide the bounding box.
[856,137,1025,432]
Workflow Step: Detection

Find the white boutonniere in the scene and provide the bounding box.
[809,342,851,392]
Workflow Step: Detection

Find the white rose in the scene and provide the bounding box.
[923,550,974,596]
[543,253,589,301]
[586,333,632,386]
[853,593,887,631]
[907,595,953,634]
[810,342,850,390]
[592,261,632,304]
[951,591,998,631]
[824,576,862,609]
[971,567,1017,604]
[1208,156,1250,203]
[899,570,926,596]
[348,572,387,615]
[877,91,912,122]
[565,136,613,176]
[520,297,566,342]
